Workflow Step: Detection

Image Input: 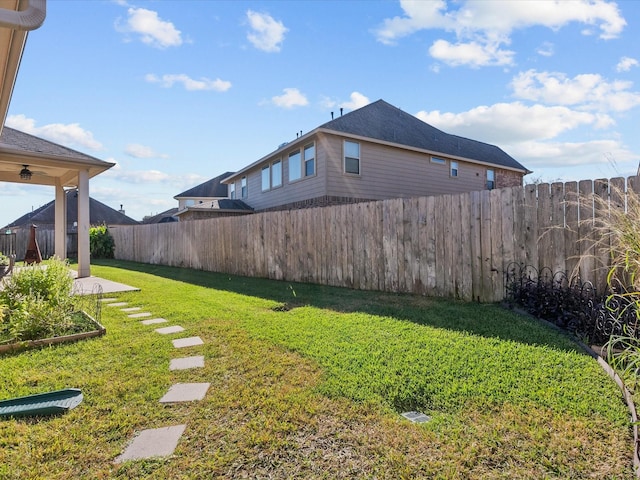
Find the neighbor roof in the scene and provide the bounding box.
[4,188,139,228]
[225,99,528,182]
[174,199,253,217]
[319,100,528,172]
[175,171,235,199]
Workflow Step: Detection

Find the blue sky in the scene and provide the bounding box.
[1,0,639,226]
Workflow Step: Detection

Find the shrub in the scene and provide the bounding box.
[0,257,78,342]
[90,224,115,259]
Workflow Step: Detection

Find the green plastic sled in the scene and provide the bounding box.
[0,388,83,418]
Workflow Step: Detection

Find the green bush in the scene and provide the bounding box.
[89,224,115,259]
[0,257,78,342]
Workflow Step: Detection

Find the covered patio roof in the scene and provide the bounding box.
[0,127,114,186]
[0,0,115,277]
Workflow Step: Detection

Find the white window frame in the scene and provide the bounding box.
[261,165,270,192]
[272,159,282,188]
[487,169,495,190]
[344,140,360,175]
[289,150,302,182]
[304,143,315,177]
[450,161,458,177]
[431,156,446,165]
[241,176,247,198]
[229,183,235,199]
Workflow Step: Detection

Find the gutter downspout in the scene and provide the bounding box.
[0,0,46,31]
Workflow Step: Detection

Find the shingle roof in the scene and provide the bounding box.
[319,99,528,172]
[0,127,104,162]
[175,199,253,215]
[142,208,179,224]
[4,189,139,228]
[175,171,235,199]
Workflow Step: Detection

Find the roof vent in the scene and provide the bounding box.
[278,142,288,149]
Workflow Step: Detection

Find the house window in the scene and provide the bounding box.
[289,150,301,182]
[431,156,446,165]
[450,161,458,177]
[229,183,235,199]
[487,169,495,190]
[344,140,360,175]
[185,199,195,207]
[241,176,247,198]
[262,165,270,191]
[272,159,282,188]
[304,143,315,176]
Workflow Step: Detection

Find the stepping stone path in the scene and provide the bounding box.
[172,336,204,348]
[141,318,168,325]
[170,356,204,371]
[115,425,186,463]
[155,326,185,335]
[159,383,210,403]
[102,297,208,464]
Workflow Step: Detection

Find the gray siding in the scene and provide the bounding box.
[322,134,489,200]
[226,131,522,211]
[236,136,327,211]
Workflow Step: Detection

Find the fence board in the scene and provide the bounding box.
[106,175,640,303]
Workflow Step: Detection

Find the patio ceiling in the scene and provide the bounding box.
[0,140,115,188]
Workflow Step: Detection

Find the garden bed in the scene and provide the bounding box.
[0,311,105,354]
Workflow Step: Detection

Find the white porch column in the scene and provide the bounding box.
[77,169,90,278]
[54,180,66,260]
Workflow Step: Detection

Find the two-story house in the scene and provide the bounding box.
[223,99,529,212]
[173,171,253,221]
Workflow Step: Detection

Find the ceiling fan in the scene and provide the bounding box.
[18,165,47,181]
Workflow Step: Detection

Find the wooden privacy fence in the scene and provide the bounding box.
[0,229,78,260]
[109,175,639,303]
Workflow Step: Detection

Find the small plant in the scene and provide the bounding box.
[89,224,115,259]
[0,251,9,266]
[0,256,78,342]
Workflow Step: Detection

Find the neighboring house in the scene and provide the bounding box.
[172,171,253,221]
[142,208,179,224]
[4,188,139,230]
[223,99,530,212]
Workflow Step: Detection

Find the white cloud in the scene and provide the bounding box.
[340,92,371,111]
[145,73,232,92]
[375,0,626,67]
[246,10,287,52]
[415,102,611,144]
[511,69,640,112]
[536,41,554,57]
[507,139,638,169]
[6,114,103,150]
[118,7,182,49]
[270,88,308,109]
[429,39,514,67]
[124,143,168,159]
[617,56,639,72]
[102,166,205,188]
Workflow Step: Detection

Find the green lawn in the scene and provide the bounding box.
[0,260,633,479]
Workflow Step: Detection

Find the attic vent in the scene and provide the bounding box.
[278,142,288,149]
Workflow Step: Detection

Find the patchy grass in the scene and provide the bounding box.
[0,260,633,479]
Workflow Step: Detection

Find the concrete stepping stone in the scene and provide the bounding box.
[100,297,118,303]
[106,302,128,307]
[160,383,210,403]
[141,318,168,326]
[401,411,432,423]
[155,325,185,335]
[172,336,203,348]
[121,307,141,312]
[170,356,205,371]
[128,312,152,318]
[114,424,186,463]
